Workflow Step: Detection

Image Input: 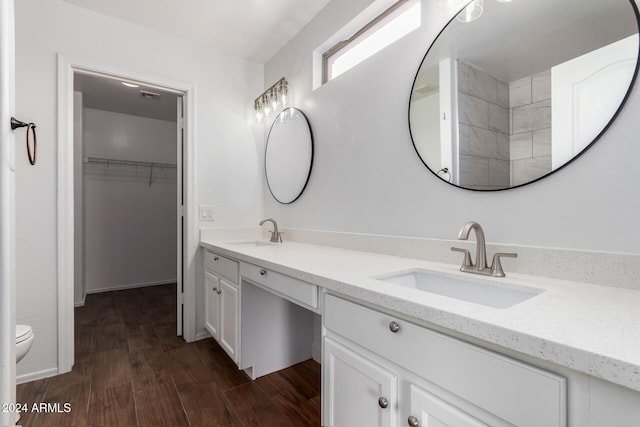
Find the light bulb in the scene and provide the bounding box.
[254,100,263,123]
[278,81,288,107]
[270,93,278,112]
[456,0,483,22]
[260,95,270,117]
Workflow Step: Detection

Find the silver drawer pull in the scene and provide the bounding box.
[213,256,219,261]
[408,415,419,427]
[259,269,267,276]
[378,397,389,409]
[389,321,400,333]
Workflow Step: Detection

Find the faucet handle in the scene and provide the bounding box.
[276,231,284,242]
[451,247,473,268]
[490,252,518,277]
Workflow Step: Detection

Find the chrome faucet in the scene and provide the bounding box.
[451,221,517,277]
[259,218,283,243]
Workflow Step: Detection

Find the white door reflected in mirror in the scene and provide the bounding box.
[265,108,314,204]
[551,34,638,170]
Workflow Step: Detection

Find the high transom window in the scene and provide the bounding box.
[322,0,421,83]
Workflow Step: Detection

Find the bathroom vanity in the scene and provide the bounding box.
[200,230,640,427]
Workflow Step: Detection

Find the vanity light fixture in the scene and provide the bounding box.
[254,77,288,123]
[456,0,483,23]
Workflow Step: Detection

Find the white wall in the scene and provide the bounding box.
[264,0,640,255]
[14,0,263,379]
[83,108,177,294]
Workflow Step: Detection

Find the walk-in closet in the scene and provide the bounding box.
[73,73,180,307]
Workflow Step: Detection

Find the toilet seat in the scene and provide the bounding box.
[16,324,33,344]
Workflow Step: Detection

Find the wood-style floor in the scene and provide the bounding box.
[16,284,321,426]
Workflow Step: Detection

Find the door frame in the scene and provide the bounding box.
[1,0,16,424]
[57,54,198,373]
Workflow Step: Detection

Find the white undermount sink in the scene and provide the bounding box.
[375,269,542,309]
[227,240,274,247]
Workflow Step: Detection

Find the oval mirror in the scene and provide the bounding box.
[409,0,640,190]
[265,107,314,203]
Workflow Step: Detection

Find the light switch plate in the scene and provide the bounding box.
[200,205,215,221]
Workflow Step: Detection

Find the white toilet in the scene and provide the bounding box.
[16,324,34,363]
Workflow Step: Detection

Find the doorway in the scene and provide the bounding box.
[73,71,182,327]
[57,56,196,373]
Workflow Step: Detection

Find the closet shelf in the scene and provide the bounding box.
[84,156,177,187]
[83,156,177,169]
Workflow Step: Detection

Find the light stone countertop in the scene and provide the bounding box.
[200,235,640,393]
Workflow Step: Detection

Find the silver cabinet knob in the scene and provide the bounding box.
[389,321,400,333]
[216,289,221,295]
[259,269,267,276]
[212,287,218,292]
[378,397,389,409]
[213,256,219,261]
[408,415,420,427]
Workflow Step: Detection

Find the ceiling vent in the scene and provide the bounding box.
[139,90,161,100]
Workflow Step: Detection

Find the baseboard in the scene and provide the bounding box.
[194,330,211,342]
[74,293,86,307]
[16,367,58,385]
[85,279,176,295]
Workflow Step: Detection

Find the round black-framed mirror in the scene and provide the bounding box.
[265,107,314,204]
[409,0,640,191]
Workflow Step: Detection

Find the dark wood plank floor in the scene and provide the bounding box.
[16,284,321,426]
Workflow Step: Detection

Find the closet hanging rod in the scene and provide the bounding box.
[83,156,177,169]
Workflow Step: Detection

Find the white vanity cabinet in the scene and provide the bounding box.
[323,294,567,427]
[203,250,239,363]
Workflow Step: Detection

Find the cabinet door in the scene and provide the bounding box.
[408,384,487,427]
[204,271,220,339]
[219,278,239,363]
[324,337,397,427]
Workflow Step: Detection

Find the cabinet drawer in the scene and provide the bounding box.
[324,294,566,427]
[241,263,318,309]
[204,250,238,283]
[325,294,425,376]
